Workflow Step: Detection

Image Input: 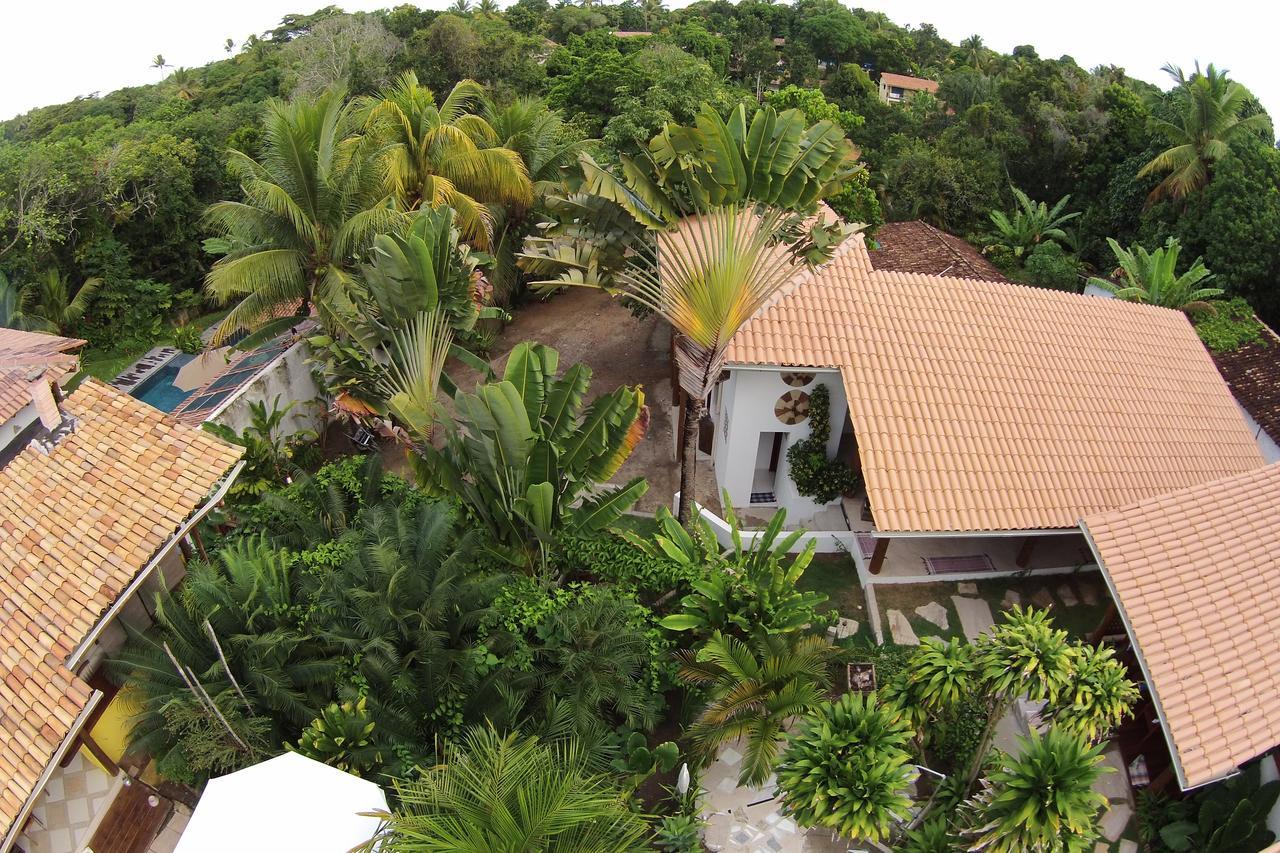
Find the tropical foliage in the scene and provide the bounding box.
[964,727,1110,852]
[643,499,830,639]
[1140,63,1273,204]
[365,726,650,852]
[1087,236,1222,313]
[985,187,1080,259]
[775,692,916,842]
[677,630,835,786]
[415,342,648,570]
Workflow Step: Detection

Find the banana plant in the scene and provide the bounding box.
[415,342,649,572]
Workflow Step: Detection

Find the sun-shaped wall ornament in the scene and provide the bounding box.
[774,390,811,424]
[781,371,815,388]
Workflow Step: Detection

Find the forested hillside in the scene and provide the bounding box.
[1,0,1277,361]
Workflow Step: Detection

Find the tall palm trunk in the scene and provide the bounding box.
[677,393,704,525]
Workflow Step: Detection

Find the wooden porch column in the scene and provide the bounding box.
[79,730,119,776]
[868,538,889,575]
[1015,536,1037,568]
[190,527,209,562]
[1089,601,1119,645]
[177,536,194,563]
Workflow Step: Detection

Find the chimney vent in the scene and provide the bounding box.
[28,376,63,431]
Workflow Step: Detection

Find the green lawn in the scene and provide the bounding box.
[798,551,873,642]
[67,307,234,388]
[875,572,1111,642]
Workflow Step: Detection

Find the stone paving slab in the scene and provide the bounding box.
[915,601,949,629]
[886,609,920,645]
[1000,589,1022,610]
[1030,587,1055,609]
[1057,582,1080,607]
[951,596,995,639]
[957,581,978,595]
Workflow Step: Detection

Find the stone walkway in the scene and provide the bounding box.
[701,741,859,853]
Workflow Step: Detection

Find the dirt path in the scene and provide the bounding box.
[450,287,716,513]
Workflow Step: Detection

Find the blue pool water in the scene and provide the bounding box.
[129,354,195,412]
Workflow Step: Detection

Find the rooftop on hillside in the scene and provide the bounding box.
[0,328,84,422]
[1082,462,1280,790]
[721,234,1265,533]
[1208,322,1280,446]
[0,380,242,842]
[869,220,1009,282]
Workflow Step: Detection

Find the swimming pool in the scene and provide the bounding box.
[128,354,195,413]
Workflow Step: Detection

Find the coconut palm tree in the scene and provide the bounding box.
[151,54,168,71]
[167,67,202,101]
[965,727,1110,852]
[1087,237,1222,314]
[476,0,501,14]
[678,630,835,786]
[362,72,531,247]
[365,725,650,852]
[986,187,1080,259]
[203,88,401,345]
[447,0,473,13]
[1140,63,1271,204]
[14,269,102,335]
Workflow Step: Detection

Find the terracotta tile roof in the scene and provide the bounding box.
[1082,463,1280,789]
[0,329,85,423]
[724,236,1265,532]
[0,380,241,839]
[879,72,939,92]
[1209,323,1280,444]
[870,221,1009,282]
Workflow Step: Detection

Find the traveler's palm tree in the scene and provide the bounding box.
[203,89,400,345]
[965,727,1110,852]
[1087,237,1222,314]
[1140,63,1271,204]
[526,103,863,523]
[362,72,532,248]
[678,630,835,786]
[987,187,1080,258]
[365,725,650,852]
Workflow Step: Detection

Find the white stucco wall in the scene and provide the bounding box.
[207,339,323,439]
[1236,402,1280,464]
[711,365,847,523]
[0,403,38,454]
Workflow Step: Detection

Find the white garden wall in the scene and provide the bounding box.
[207,339,323,439]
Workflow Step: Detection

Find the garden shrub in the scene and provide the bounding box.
[786,384,859,503]
[557,532,700,601]
[1195,296,1266,352]
[82,276,174,351]
[173,323,203,354]
[1021,240,1082,292]
[927,693,987,774]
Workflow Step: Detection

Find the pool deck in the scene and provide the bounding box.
[108,347,180,393]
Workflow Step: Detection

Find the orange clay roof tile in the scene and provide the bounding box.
[723,235,1265,532]
[0,380,241,839]
[1083,463,1280,789]
[0,328,85,423]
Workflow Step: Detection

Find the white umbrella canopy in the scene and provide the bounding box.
[173,752,388,853]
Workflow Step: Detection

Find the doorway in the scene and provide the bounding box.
[751,432,785,503]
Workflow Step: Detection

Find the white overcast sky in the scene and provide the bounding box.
[1,1,1277,123]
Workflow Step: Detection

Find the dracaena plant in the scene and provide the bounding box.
[775,692,917,843]
[637,495,830,640]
